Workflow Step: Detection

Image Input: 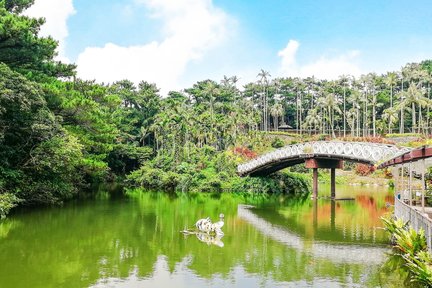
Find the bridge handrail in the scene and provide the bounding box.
[238,141,411,176]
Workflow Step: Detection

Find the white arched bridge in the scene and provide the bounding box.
[237,141,411,198]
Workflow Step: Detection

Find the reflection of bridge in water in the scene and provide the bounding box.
[238,141,410,198]
[238,205,388,265]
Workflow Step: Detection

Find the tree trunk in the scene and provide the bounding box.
[400,106,404,134]
[390,86,393,108]
[343,87,346,137]
[412,102,416,133]
[418,105,422,134]
[372,95,376,137]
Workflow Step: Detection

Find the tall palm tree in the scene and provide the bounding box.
[322,92,341,138]
[303,108,321,134]
[382,108,399,134]
[384,72,398,108]
[367,73,378,137]
[339,75,350,137]
[270,102,284,130]
[348,89,362,136]
[396,82,430,133]
[257,69,271,131]
[202,80,219,144]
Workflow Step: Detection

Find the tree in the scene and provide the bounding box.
[398,82,431,133]
[0,1,76,79]
[382,108,399,134]
[257,69,271,131]
[339,75,350,137]
[348,90,362,136]
[270,102,284,130]
[303,108,321,134]
[384,72,398,108]
[0,63,84,205]
[318,91,341,138]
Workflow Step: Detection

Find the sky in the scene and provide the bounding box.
[24,0,432,95]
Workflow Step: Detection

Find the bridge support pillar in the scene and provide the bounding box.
[331,168,336,199]
[312,168,318,199]
[306,159,342,199]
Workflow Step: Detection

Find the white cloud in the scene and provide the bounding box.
[278,40,299,69]
[76,0,232,95]
[278,40,362,79]
[24,0,75,63]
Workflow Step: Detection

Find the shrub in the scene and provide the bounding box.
[382,216,432,286]
[233,147,257,159]
[271,137,285,148]
[0,193,21,219]
[338,136,395,145]
[355,163,376,176]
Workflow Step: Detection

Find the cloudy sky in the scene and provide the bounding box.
[25,0,432,94]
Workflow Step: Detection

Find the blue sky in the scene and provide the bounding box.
[25,0,432,94]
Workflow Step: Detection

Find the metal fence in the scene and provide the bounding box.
[395,197,432,253]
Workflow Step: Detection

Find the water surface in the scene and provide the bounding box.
[0,184,404,287]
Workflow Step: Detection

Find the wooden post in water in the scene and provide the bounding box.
[331,168,336,199]
[305,159,342,199]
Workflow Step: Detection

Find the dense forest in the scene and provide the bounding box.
[0,0,431,218]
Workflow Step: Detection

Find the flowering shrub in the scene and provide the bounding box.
[338,136,395,145]
[233,147,257,159]
[355,163,376,176]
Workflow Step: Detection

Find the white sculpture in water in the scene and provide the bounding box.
[195,213,224,236]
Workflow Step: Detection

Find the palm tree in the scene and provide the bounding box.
[270,102,284,130]
[257,69,271,131]
[303,108,321,134]
[382,108,399,134]
[399,82,430,132]
[293,78,306,134]
[339,75,350,137]
[384,72,398,108]
[348,89,362,136]
[322,91,341,138]
[367,73,378,136]
[202,80,219,132]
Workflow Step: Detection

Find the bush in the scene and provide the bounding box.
[338,136,395,145]
[233,146,257,159]
[354,163,376,176]
[232,172,310,196]
[382,216,432,286]
[271,137,285,148]
[0,193,21,219]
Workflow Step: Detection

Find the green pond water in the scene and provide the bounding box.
[0,184,405,287]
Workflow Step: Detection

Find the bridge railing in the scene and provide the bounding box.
[395,197,432,253]
[238,141,409,176]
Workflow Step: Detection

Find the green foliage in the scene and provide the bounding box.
[265,131,300,138]
[0,2,75,78]
[231,172,310,196]
[0,193,21,219]
[271,137,285,148]
[386,133,422,138]
[382,216,432,286]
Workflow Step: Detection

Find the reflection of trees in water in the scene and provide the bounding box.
[0,191,402,287]
[271,192,394,243]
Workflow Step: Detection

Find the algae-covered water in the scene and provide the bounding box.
[0,185,404,287]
